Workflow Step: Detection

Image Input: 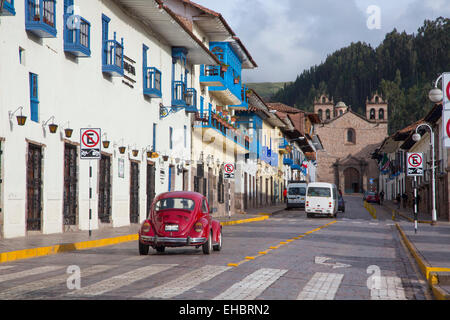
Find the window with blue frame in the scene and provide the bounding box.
[29,73,39,122]
[1,0,16,15]
[63,0,91,57]
[143,45,162,98]
[102,14,124,76]
[25,0,57,38]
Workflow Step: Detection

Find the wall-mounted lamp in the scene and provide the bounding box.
[132,147,139,157]
[60,121,73,138]
[42,116,58,134]
[102,133,110,149]
[9,107,27,126]
[118,145,126,154]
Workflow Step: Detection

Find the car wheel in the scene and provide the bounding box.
[139,241,149,256]
[213,228,222,252]
[155,245,165,253]
[202,231,213,255]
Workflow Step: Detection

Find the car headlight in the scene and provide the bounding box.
[194,222,203,233]
[142,222,151,233]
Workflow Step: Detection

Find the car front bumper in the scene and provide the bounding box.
[140,235,206,246]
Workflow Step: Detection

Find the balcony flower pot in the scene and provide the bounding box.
[231,116,237,122]
[132,150,139,157]
[163,155,169,161]
[220,64,229,72]
[118,146,126,154]
[34,15,40,21]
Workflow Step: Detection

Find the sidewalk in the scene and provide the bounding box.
[383,199,449,224]
[382,200,450,300]
[0,205,284,264]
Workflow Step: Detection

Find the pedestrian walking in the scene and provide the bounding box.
[402,193,408,209]
[379,190,384,205]
[283,188,287,203]
[396,193,401,209]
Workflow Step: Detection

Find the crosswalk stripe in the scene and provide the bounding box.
[297,272,344,300]
[0,266,14,272]
[0,266,63,283]
[136,265,231,299]
[0,265,114,299]
[213,268,287,300]
[67,264,177,296]
[370,276,406,300]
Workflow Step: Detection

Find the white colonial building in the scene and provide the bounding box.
[0,0,220,238]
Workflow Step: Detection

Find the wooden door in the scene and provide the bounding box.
[98,154,111,223]
[63,143,78,226]
[27,144,42,231]
[130,161,140,223]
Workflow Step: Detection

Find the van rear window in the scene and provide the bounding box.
[288,187,306,196]
[307,187,331,197]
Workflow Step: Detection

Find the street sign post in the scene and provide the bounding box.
[407,153,424,177]
[224,163,235,179]
[407,153,424,234]
[80,128,102,237]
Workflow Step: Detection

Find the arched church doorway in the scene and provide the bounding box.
[344,167,360,194]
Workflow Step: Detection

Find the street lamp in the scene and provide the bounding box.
[412,122,437,224]
[428,75,443,103]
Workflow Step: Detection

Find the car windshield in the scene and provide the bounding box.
[307,187,331,197]
[154,198,196,212]
[288,187,306,196]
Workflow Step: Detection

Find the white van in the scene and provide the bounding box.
[305,183,338,218]
[286,181,308,209]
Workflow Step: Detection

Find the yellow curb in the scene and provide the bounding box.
[220,215,270,226]
[286,239,294,242]
[431,284,450,300]
[227,263,239,267]
[269,246,279,249]
[258,251,268,255]
[245,256,256,260]
[279,242,287,245]
[396,224,450,300]
[0,234,139,264]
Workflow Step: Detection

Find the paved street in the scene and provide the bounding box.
[0,195,431,300]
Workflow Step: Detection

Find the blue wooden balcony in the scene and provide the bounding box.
[200,65,226,87]
[172,81,186,107]
[1,0,15,15]
[184,88,197,113]
[64,15,91,57]
[25,0,56,38]
[230,85,249,110]
[143,67,162,98]
[102,36,124,76]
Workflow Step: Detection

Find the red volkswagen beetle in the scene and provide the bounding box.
[138,191,222,255]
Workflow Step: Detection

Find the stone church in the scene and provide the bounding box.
[314,94,388,194]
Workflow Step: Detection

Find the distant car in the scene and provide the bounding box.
[286,181,307,209]
[338,194,345,213]
[138,191,222,255]
[364,191,380,205]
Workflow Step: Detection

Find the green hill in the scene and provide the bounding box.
[245,82,292,102]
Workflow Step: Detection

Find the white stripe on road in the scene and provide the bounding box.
[136,265,231,299]
[68,264,177,296]
[370,276,406,300]
[297,272,344,300]
[0,266,63,283]
[0,265,114,299]
[213,268,287,300]
[0,266,14,272]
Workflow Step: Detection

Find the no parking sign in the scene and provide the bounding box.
[407,153,424,177]
[80,128,101,160]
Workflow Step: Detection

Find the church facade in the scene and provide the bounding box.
[314,94,388,194]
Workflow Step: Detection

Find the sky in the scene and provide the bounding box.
[193,0,450,83]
